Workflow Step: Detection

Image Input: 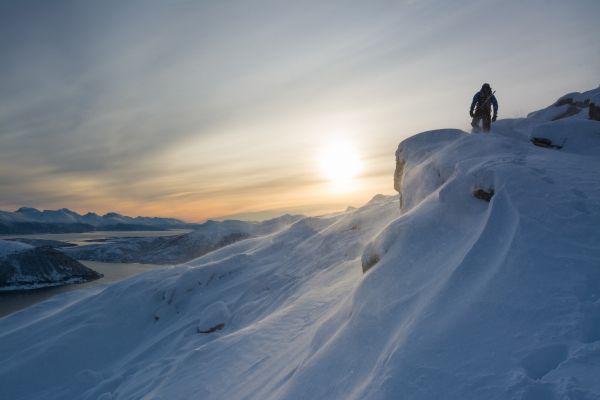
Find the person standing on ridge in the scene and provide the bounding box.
[470,83,498,132]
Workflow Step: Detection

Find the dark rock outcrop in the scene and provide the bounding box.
[550,95,600,121]
[552,96,589,121]
[197,323,225,334]
[361,253,380,274]
[394,158,406,209]
[473,188,494,202]
[531,137,563,149]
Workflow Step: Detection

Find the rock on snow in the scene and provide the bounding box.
[1,87,599,399]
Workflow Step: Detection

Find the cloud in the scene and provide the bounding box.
[1,0,599,220]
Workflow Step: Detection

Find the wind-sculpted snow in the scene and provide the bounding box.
[1,87,600,400]
[0,197,400,400]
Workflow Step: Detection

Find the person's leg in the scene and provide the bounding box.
[482,114,491,132]
[471,116,482,132]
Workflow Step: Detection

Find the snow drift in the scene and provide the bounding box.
[1,87,599,400]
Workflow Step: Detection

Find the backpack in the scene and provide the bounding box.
[476,89,494,113]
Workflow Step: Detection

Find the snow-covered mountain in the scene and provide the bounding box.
[0,207,190,234]
[0,240,102,291]
[0,87,599,400]
[63,215,302,264]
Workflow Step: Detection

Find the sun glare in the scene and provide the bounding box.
[318,140,362,191]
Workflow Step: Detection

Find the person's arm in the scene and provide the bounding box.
[491,95,498,121]
[470,93,479,116]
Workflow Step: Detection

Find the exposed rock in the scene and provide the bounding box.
[394,158,405,209]
[528,88,600,121]
[361,253,380,274]
[552,105,582,121]
[554,97,589,108]
[551,95,600,121]
[197,323,225,334]
[531,137,563,149]
[473,188,494,202]
[195,301,230,333]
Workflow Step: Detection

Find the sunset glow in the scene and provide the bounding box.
[0,1,598,221]
[319,140,362,192]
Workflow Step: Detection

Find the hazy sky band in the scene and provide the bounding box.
[1,0,599,221]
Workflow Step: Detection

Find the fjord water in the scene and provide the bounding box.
[0,229,191,246]
[0,260,167,318]
[0,230,189,317]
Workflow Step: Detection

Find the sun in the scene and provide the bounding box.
[318,140,362,191]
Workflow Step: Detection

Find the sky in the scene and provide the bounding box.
[0,0,599,222]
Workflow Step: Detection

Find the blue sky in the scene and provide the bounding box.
[1,0,598,220]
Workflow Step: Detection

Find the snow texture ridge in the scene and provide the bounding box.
[1,87,599,400]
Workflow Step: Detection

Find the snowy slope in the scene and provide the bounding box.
[1,87,599,400]
[0,240,33,258]
[63,214,302,264]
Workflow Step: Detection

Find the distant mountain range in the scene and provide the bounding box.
[0,207,193,234]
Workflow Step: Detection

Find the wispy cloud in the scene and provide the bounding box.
[1,0,599,220]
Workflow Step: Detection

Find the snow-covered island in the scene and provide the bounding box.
[63,215,302,264]
[0,240,102,291]
[0,87,599,399]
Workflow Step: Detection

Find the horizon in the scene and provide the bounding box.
[0,202,348,223]
[1,0,599,222]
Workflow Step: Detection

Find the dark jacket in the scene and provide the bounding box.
[471,91,498,116]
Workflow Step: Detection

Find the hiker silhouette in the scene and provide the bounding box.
[470,83,498,132]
